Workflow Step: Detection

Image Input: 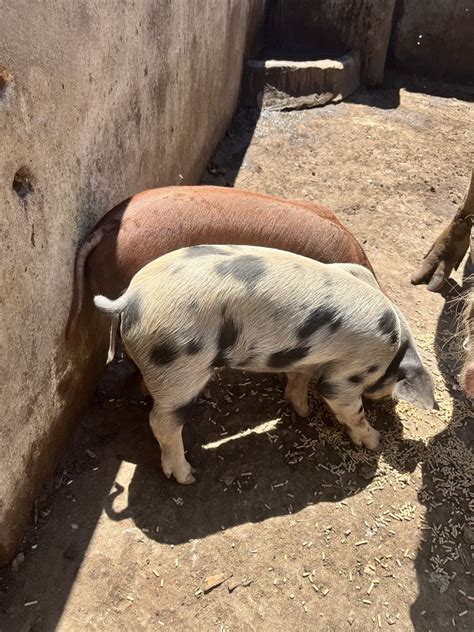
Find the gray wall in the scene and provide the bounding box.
[0,0,266,564]
[389,0,474,81]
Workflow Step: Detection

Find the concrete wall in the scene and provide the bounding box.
[389,0,474,82]
[0,0,266,564]
[266,0,396,86]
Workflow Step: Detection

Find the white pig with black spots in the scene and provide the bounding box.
[95,245,437,484]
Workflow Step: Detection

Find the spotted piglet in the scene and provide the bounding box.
[94,245,436,484]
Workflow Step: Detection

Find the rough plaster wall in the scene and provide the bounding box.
[0,0,265,564]
[267,0,396,86]
[389,0,474,82]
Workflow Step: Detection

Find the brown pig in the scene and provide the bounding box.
[66,185,374,338]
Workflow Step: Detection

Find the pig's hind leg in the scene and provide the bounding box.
[149,404,196,484]
[147,366,212,484]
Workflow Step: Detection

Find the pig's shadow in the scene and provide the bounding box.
[103,365,423,544]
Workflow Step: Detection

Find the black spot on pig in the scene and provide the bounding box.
[367,365,379,374]
[150,340,180,365]
[186,338,203,355]
[121,294,141,332]
[213,312,239,367]
[349,374,364,384]
[317,378,340,401]
[378,309,398,342]
[389,330,400,345]
[364,340,409,395]
[267,346,310,369]
[185,245,231,258]
[216,255,267,290]
[298,305,343,339]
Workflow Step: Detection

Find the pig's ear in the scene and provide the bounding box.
[393,346,438,410]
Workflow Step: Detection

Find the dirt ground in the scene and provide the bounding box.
[1,74,473,632]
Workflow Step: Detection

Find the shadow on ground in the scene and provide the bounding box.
[346,70,474,111]
[1,354,424,630]
[101,368,422,545]
[410,256,474,631]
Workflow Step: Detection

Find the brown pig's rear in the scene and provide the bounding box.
[67,185,373,337]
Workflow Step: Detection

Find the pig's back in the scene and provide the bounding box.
[86,186,372,298]
[125,245,396,374]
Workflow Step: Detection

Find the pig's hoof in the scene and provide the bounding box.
[177,472,196,485]
[162,465,173,479]
[174,464,196,484]
[173,459,196,485]
[349,428,380,451]
[362,429,380,451]
[162,464,196,484]
[161,457,175,480]
[285,389,310,417]
[295,403,310,418]
[348,432,363,447]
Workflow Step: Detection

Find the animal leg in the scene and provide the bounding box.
[145,364,212,484]
[149,405,195,484]
[323,395,380,450]
[285,372,311,417]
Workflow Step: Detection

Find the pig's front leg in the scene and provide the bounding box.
[323,395,380,450]
[284,372,311,417]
